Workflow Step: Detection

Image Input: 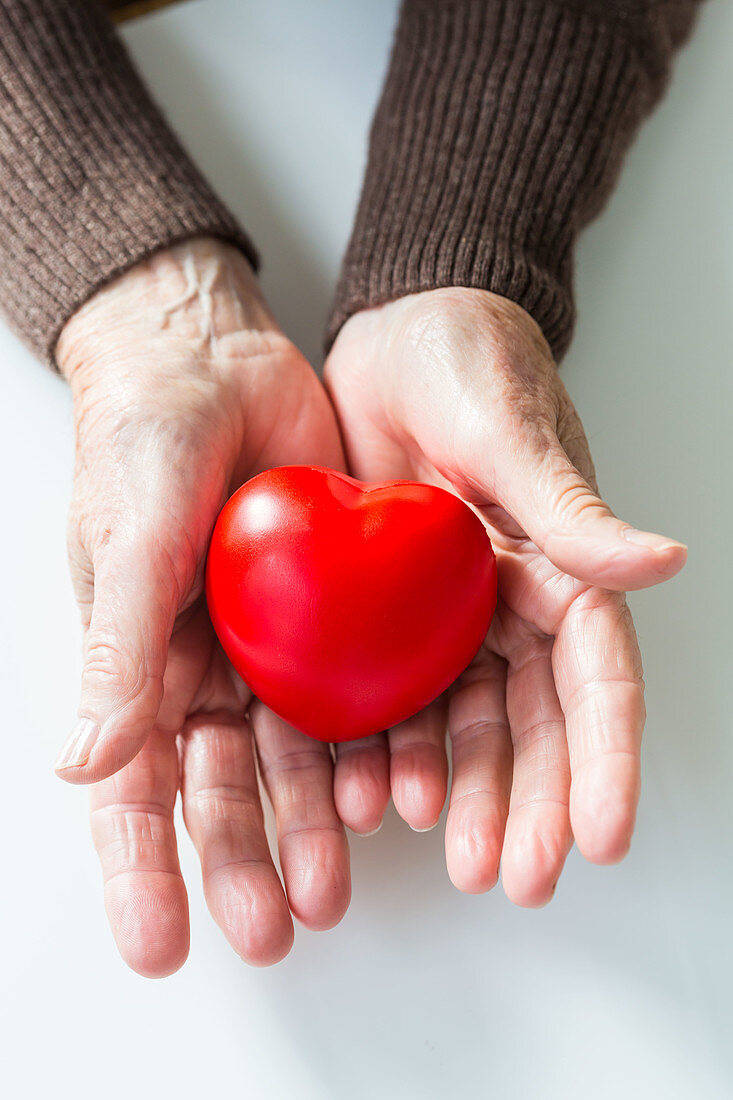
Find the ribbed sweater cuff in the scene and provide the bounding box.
[0,0,257,367]
[327,0,701,361]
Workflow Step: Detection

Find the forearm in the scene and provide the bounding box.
[327,0,704,361]
[0,0,256,367]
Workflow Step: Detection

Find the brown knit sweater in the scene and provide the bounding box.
[0,0,702,368]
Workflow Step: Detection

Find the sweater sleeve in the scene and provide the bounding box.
[0,0,256,367]
[326,0,703,361]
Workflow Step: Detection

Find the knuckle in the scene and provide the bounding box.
[89,521,116,562]
[66,514,90,570]
[102,526,196,607]
[261,749,326,785]
[551,474,606,525]
[188,785,263,830]
[66,495,92,548]
[82,635,154,703]
[67,486,118,565]
[70,464,200,597]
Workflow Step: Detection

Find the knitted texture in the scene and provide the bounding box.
[326,0,703,360]
[105,0,188,23]
[0,0,256,365]
[0,0,703,367]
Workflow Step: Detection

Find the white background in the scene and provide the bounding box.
[1,1,731,1097]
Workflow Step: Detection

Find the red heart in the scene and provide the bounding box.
[205,466,497,742]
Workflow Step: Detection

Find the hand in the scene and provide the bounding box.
[56,238,351,975]
[324,288,687,905]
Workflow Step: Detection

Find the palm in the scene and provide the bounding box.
[325,288,684,906]
[80,341,353,976]
[326,424,603,905]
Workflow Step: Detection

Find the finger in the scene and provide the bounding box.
[56,537,181,784]
[501,632,573,908]
[89,726,189,978]
[180,711,294,966]
[388,697,449,832]
[251,702,351,931]
[479,424,687,593]
[553,589,644,865]
[333,732,391,836]
[445,652,512,893]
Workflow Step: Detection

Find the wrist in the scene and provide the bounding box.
[335,287,554,370]
[56,236,277,386]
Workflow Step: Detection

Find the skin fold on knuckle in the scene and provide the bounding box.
[82,634,161,711]
[185,785,265,844]
[66,518,95,614]
[544,471,611,545]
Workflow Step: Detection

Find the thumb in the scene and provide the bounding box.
[488,433,687,591]
[55,539,178,783]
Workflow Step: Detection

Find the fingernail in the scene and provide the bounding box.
[622,528,687,554]
[354,821,383,837]
[55,717,100,771]
[409,821,438,833]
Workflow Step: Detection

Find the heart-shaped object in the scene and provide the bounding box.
[205,466,497,742]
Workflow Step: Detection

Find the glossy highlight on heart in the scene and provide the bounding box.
[205,466,497,742]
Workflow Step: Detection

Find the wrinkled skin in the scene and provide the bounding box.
[324,289,687,905]
[56,241,686,977]
[56,239,354,975]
